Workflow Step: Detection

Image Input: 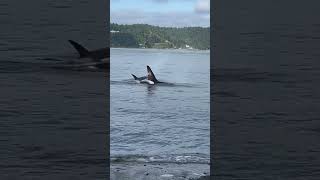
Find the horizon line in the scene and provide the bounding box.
[110,22,210,29]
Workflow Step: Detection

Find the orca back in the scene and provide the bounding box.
[90,47,110,59]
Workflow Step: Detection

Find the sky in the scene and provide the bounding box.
[111,0,210,27]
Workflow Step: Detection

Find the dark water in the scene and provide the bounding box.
[110,48,210,179]
[213,1,320,179]
[0,0,109,179]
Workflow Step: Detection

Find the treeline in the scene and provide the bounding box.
[110,23,210,50]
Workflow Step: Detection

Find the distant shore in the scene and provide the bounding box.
[110,47,210,51]
[111,23,210,50]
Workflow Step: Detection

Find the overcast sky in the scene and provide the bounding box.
[111,0,210,27]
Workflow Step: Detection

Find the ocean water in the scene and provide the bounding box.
[0,0,108,179]
[110,48,210,178]
[212,1,320,179]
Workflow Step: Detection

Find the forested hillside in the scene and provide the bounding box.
[110,23,210,50]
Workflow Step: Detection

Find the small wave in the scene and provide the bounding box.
[161,174,174,177]
[110,80,198,88]
[0,61,41,73]
[111,153,209,164]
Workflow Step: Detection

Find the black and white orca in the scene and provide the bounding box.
[131,65,161,85]
[67,40,109,69]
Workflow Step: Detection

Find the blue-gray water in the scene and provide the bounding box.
[110,48,210,165]
[0,0,108,179]
[212,1,320,179]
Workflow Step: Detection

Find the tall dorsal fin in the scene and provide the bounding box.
[147,65,158,82]
[68,40,90,58]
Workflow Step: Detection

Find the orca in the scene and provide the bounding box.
[67,40,109,69]
[131,65,161,85]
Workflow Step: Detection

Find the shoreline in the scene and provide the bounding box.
[110,47,210,51]
[111,162,209,180]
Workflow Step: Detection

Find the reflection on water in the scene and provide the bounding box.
[146,85,157,95]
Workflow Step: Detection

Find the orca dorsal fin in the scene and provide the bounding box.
[68,40,90,58]
[147,65,158,82]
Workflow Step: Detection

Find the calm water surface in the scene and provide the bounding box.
[111,48,210,164]
[0,0,108,179]
[213,1,320,179]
